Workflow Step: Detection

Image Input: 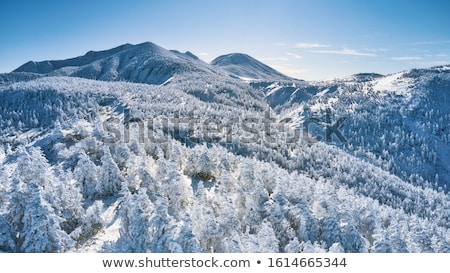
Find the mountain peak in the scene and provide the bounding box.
[12,42,216,85]
[211,53,294,81]
[211,53,258,66]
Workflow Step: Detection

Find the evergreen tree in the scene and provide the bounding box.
[195,151,216,181]
[52,167,84,234]
[284,237,301,253]
[371,229,393,253]
[147,195,178,252]
[257,220,279,252]
[8,147,45,250]
[0,214,14,252]
[119,191,153,252]
[98,145,123,197]
[70,200,105,245]
[340,223,366,252]
[73,151,99,198]
[191,181,224,252]
[0,165,8,215]
[317,216,342,249]
[114,142,131,171]
[328,243,345,253]
[19,182,74,252]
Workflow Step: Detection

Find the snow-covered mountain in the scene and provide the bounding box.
[13,42,224,85]
[273,66,450,190]
[211,53,294,81]
[1,42,450,253]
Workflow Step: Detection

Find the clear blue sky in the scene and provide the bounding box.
[1,0,450,80]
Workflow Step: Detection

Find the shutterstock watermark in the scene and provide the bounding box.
[101,109,347,145]
[303,108,348,143]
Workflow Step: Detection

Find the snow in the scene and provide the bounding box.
[1,42,450,253]
[82,199,122,253]
[13,42,223,86]
[265,82,283,96]
[372,72,412,96]
[211,53,294,81]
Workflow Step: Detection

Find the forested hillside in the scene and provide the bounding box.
[1,43,449,253]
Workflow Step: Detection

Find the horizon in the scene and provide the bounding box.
[1,0,450,81]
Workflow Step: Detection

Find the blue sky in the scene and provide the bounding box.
[1,0,450,80]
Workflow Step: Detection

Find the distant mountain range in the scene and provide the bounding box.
[14,42,221,85]
[13,42,294,85]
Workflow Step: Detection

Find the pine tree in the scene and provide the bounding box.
[52,167,84,234]
[8,147,42,250]
[299,241,316,253]
[317,216,342,249]
[114,142,131,171]
[340,223,366,252]
[73,151,99,198]
[8,147,84,237]
[119,191,153,252]
[371,229,392,253]
[147,195,178,252]
[257,220,279,252]
[284,237,301,253]
[195,151,216,181]
[19,182,74,252]
[0,165,9,236]
[328,243,345,253]
[70,200,105,245]
[0,162,6,206]
[171,213,203,253]
[97,145,123,197]
[0,214,14,252]
[158,157,192,218]
[191,181,224,251]
[386,218,409,252]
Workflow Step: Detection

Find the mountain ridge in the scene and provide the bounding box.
[211,52,295,81]
[13,42,223,85]
[13,42,298,85]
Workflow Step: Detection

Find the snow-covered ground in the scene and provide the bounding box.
[0,42,449,253]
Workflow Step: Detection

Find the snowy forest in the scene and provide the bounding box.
[0,42,449,253]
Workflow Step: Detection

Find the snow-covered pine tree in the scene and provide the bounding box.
[132,155,157,199]
[73,151,100,198]
[119,191,153,252]
[317,216,342,249]
[52,166,84,234]
[70,200,105,246]
[97,145,123,197]
[19,182,74,252]
[8,147,84,237]
[371,229,393,253]
[7,147,50,250]
[195,151,216,182]
[257,220,280,252]
[147,195,179,252]
[114,142,131,171]
[0,214,14,252]
[191,181,224,252]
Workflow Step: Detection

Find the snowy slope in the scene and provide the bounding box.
[14,42,224,85]
[211,53,294,81]
[276,66,450,191]
[1,43,450,253]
